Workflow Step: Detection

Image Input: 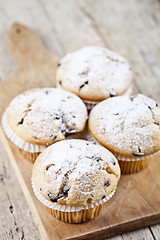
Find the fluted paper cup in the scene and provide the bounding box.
[2,110,46,162]
[31,177,116,223]
[113,151,159,174]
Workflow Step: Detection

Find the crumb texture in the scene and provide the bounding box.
[7,88,87,145]
[56,46,133,101]
[32,139,120,206]
[89,94,160,157]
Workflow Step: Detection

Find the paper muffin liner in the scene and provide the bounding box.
[113,151,160,174]
[19,149,41,163]
[31,177,116,223]
[83,100,100,111]
[2,109,46,162]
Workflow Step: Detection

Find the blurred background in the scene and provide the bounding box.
[0,0,160,98]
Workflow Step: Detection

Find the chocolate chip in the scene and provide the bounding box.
[132,152,144,157]
[109,93,116,97]
[40,188,42,191]
[48,192,64,202]
[57,63,61,67]
[104,180,110,187]
[148,105,151,110]
[57,193,64,199]
[59,80,62,85]
[130,96,134,101]
[48,193,58,202]
[111,158,116,165]
[133,146,144,157]
[51,135,57,142]
[55,116,60,120]
[156,103,159,107]
[72,115,76,118]
[79,84,85,89]
[18,118,24,125]
[138,146,142,152]
[102,195,106,199]
[62,186,70,195]
[79,80,89,90]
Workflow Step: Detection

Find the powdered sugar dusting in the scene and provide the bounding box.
[7,88,87,145]
[89,94,160,156]
[56,46,133,101]
[32,139,120,206]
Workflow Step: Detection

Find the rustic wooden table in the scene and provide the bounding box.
[0,0,160,239]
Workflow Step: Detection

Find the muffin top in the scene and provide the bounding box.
[56,46,133,101]
[32,139,120,206]
[89,94,160,157]
[7,88,87,145]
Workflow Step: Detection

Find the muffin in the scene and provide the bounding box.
[32,139,120,223]
[56,46,133,110]
[2,88,87,162]
[88,94,160,174]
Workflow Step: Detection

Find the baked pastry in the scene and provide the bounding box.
[88,94,160,173]
[32,139,120,223]
[2,88,87,162]
[56,46,133,110]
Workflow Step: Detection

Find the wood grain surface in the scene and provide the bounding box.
[0,1,160,240]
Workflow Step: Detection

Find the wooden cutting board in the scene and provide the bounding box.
[0,23,160,240]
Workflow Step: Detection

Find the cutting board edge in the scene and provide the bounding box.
[0,126,50,240]
[1,126,160,240]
